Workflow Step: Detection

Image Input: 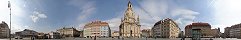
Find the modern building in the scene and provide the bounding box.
[141,29,151,38]
[224,23,241,38]
[151,18,180,38]
[57,27,80,37]
[47,31,61,39]
[111,31,119,38]
[0,21,10,38]
[83,21,111,38]
[15,29,38,38]
[185,22,213,38]
[119,1,141,38]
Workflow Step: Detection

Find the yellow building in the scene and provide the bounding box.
[57,27,80,37]
[119,1,141,38]
[111,31,119,38]
[152,18,180,38]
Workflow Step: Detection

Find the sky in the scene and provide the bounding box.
[0,0,241,33]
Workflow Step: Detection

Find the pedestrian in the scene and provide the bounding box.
[94,36,96,40]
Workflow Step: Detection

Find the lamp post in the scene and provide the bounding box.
[8,1,12,40]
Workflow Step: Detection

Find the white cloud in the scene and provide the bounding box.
[30,11,47,23]
[68,0,97,30]
[78,23,87,30]
[212,0,241,32]
[213,0,241,26]
[68,0,96,22]
[11,24,33,33]
[104,0,200,31]
[0,0,30,33]
[104,17,121,31]
[171,8,200,30]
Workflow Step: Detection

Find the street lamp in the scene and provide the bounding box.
[8,1,12,40]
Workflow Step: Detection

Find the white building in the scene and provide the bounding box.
[48,31,61,39]
[83,21,111,38]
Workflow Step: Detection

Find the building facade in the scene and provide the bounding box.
[119,1,141,38]
[0,21,10,38]
[185,22,213,38]
[211,28,221,38]
[224,23,241,38]
[48,31,61,39]
[79,30,83,38]
[83,21,111,38]
[111,31,119,38]
[141,29,151,38]
[15,29,38,38]
[57,27,80,37]
[151,18,180,38]
[36,32,46,39]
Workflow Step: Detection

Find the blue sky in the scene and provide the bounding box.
[1,0,241,33]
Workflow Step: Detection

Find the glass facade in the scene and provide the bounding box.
[192,29,201,40]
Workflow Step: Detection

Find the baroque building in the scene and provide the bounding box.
[119,1,141,38]
[151,18,180,38]
[57,27,80,37]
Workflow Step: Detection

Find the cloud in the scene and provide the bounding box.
[0,0,31,33]
[171,8,200,30]
[30,11,47,23]
[104,17,121,31]
[212,0,241,32]
[68,0,97,30]
[11,24,33,33]
[103,0,200,31]
[68,0,96,22]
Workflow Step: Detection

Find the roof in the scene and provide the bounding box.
[84,20,109,28]
[185,22,211,29]
[154,18,178,26]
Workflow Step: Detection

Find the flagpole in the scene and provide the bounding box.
[8,1,12,40]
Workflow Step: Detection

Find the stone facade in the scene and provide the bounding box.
[119,1,141,38]
[0,21,10,38]
[141,29,151,37]
[57,27,80,37]
[48,31,61,39]
[224,23,241,38]
[111,31,119,38]
[151,18,180,38]
[211,28,221,38]
[83,21,111,38]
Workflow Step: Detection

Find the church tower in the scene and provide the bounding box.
[119,1,141,38]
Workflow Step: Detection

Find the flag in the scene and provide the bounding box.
[8,1,11,8]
